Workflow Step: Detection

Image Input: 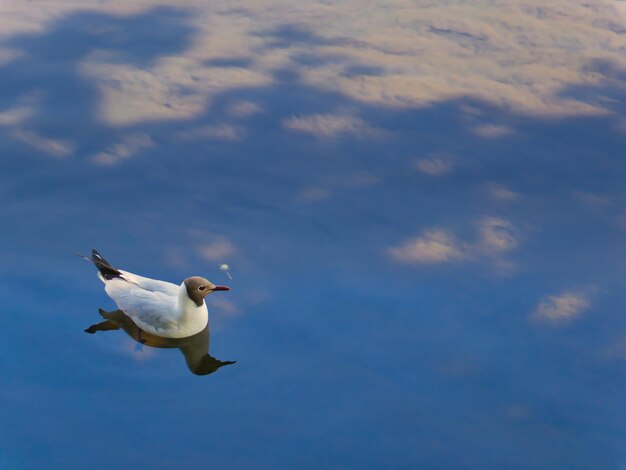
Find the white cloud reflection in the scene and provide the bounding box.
[533,292,590,323]
[4,0,622,133]
[389,229,466,264]
[389,217,519,266]
[478,217,518,254]
[11,129,74,158]
[227,101,263,118]
[0,104,32,126]
[283,113,381,138]
[198,238,236,262]
[414,157,454,176]
[91,133,154,165]
[486,183,521,202]
[176,124,241,142]
[472,124,513,139]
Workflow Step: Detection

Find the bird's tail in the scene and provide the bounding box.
[79,249,122,280]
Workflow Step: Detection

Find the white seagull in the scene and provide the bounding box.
[86,249,230,338]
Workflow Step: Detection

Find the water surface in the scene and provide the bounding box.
[2,2,626,469]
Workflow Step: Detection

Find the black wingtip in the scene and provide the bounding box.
[88,249,122,280]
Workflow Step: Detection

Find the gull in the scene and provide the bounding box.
[85,249,230,338]
[85,309,236,375]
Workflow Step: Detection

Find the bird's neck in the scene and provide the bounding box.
[176,283,209,333]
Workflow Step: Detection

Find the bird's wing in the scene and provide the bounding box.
[104,277,179,332]
[88,250,179,296]
[117,270,179,296]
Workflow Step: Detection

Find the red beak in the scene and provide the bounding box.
[212,285,231,292]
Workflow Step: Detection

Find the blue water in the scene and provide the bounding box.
[2,6,626,470]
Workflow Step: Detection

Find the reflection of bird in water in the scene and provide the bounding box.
[83,249,230,338]
[85,309,236,376]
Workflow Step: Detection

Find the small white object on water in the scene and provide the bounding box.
[220,263,233,279]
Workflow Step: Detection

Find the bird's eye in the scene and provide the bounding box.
[198,286,206,291]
